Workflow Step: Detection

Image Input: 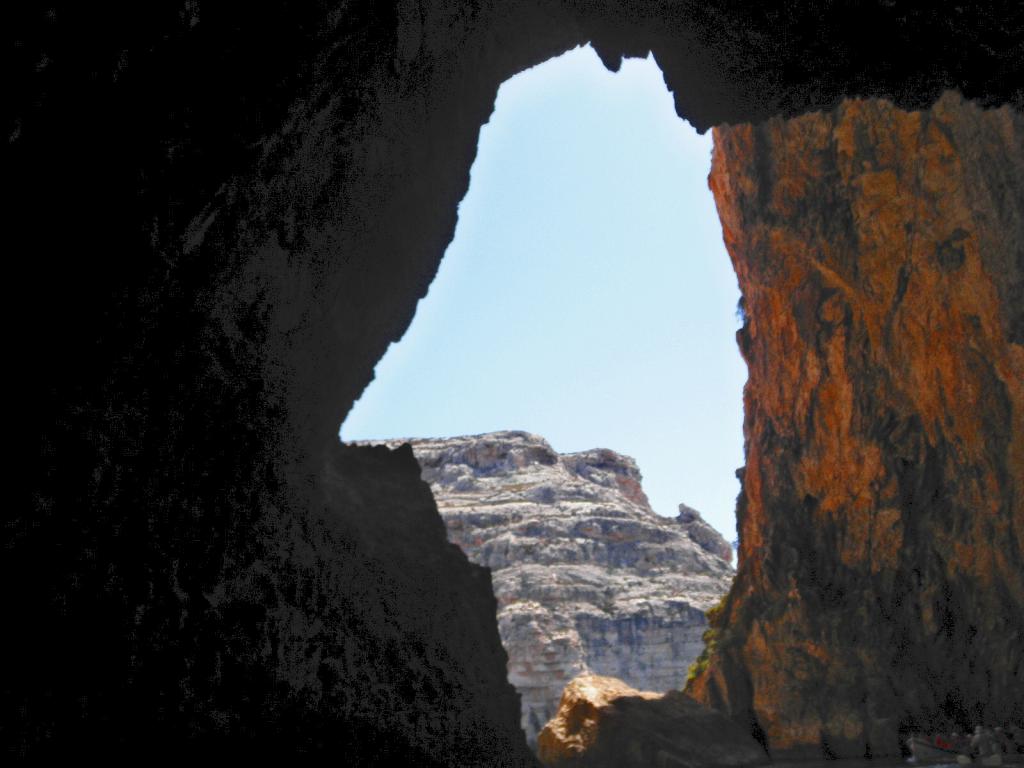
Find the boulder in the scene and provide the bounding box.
[537,674,768,768]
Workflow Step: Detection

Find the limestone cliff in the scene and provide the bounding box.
[383,432,733,748]
[688,91,1024,759]
[677,503,734,563]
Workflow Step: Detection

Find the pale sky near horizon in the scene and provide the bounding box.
[340,45,748,541]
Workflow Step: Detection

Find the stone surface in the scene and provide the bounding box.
[687,91,1024,759]
[677,503,734,564]
[378,432,733,747]
[537,674,768,768]
[9,0,1024,760]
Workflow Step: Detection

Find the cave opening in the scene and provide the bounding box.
[340,43,747,748]
[343,44,746,540]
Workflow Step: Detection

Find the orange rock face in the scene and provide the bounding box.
[538,675,766,768]
[538,675,661,764]
[688,92,1024,759]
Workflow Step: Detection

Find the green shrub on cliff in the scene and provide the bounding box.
[686,595,728,683]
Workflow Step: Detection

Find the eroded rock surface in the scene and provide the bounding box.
[688,91,1024,759]
[11,0,1024,760]
[677,503,734,563]
[382,432,733,747]
[537,674,767,768]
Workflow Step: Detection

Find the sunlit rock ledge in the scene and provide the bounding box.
[365,431,734,748]
[537,673,767,768]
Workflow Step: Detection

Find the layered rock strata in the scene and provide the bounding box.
[688,91,1024,759]
[677,503,734,563]
[382,432,733,748]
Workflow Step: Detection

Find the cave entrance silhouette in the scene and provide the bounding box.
[342,44,747,544]
[340,43,748,749]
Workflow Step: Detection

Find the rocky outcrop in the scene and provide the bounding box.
[11,0,1024,760]
[537,674,767,768]
[688,91,1024,759]
[384,432,733,747]
[677,503,733,563]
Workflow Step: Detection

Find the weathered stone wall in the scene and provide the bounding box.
[9,0,1023,761]
[688,92,1024,759]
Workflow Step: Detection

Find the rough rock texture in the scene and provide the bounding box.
[11,434,534,764]
[537,674,767,768]
[384,432,733,746]
[677,503,734,563]
[687,91,1024,759]
[10,0,1024,761]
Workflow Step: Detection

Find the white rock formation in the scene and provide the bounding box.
[372,431,734,748]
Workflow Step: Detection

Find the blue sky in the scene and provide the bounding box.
[341,45,747,541]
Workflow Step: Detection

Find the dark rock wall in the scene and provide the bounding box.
[688,92,1024,759]
[8,0,1022,761]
